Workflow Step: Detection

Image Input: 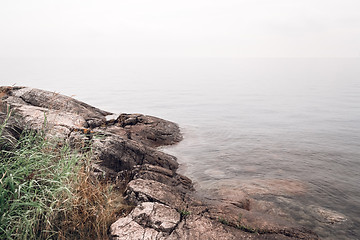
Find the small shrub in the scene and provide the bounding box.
[179,209,190,218]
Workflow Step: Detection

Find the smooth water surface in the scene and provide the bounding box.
[1,57,360,239]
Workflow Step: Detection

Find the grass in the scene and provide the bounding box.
[0,116,130,239]
[179,209,191,218]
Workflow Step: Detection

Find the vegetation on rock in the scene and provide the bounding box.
[0,115,129,240]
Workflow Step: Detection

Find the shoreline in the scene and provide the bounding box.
[0,86,319,239]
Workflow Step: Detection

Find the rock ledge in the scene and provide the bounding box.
[0,86,319,240]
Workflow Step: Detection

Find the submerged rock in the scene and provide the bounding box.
[310,206,347,224]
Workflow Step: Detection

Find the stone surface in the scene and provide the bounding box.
[126,179,186,209]
[10,87,110,127]
[92,135,179,173]
[110,202,180,240]
[108,113,183,148]
[310,206,347,224]
[132,164,194,191]
[167,215,252,240]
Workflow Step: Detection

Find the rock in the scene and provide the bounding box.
[132,202,180,232]
[3,86,111,127]
[110,217,162,240]
[132,164,194,191]
[217,179,307,197]
[92,135,179,173]
[310,206,347,224]
[167,214,251,240]
[126,179,186,209]
[109,113,182,147]
[0,86,320,240]
[110,202,179,239]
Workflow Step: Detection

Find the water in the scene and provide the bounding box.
[1,57,360,239]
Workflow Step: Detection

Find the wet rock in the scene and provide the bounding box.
[310,206,347,224]
[218,179,307,196]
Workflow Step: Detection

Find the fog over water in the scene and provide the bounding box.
[1,0,360,58]
[1,0,360,239]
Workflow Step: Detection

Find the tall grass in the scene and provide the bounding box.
[0,118,130,239]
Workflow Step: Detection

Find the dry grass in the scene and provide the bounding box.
[1,88,133,239]
[50,165,133,240]
[1,127,132,240]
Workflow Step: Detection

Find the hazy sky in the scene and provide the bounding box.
[1,0,360,58]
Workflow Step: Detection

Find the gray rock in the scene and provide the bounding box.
[110,202,179,240]
[110,217,161,240]
[5,86,111,127]
[126,179,186,209]
[132,202,180,232]
[132,164,194,191]
[167,214,251,240]
[92,135,179,173]
[110,113,182,147]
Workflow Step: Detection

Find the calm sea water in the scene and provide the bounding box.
[1,57,360,239]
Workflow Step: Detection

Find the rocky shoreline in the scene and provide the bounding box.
[0,86,319,239]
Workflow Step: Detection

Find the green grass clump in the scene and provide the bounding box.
[0,130,79,239]
[0,117,130,239]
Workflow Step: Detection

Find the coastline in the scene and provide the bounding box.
[0,86,319,239]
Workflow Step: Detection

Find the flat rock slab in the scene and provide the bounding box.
[110,202,180,240]
[10,87,110,126]
[126,179,186,209]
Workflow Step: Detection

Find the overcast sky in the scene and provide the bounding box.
[1,0,360,58]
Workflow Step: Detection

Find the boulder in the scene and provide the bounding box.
[8,87,110,127]
[92,135,179,173]
[110,202,180,240]
[107,113,182,148]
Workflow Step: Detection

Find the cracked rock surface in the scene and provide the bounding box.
[110,201,180,240]
[0,86,319,240]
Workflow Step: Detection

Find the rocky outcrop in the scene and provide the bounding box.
[106,113,183,148]
[0,86,319,240]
